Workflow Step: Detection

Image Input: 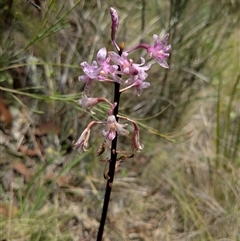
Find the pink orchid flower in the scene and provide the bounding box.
[102,115,129,141]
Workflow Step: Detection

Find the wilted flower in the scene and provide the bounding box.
[131,123,144,152]
[102,115,129,141]
[79,94,100,112]
[78,95,114,114]
[73,127,91,152]
[116,115,144,152]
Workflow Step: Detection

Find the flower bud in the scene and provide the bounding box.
[110,7,119,34]
[110,7,120,51]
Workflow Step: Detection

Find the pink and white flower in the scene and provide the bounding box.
[146,34,171,68]
[102,115,129,141]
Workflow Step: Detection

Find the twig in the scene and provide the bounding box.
[26,0,41,10]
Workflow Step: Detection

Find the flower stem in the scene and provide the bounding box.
[96,82,121,241]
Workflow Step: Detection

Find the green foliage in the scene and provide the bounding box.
[216,73,240,166]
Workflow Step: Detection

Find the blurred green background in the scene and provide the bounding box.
[0,0,239,240]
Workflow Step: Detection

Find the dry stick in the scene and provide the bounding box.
[97,50,122,240]
[26,0,41,10]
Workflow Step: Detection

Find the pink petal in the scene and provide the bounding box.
[97,48,107,65]
[108,130,116,140]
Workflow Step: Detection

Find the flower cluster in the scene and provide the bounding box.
[74,7,171,161]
